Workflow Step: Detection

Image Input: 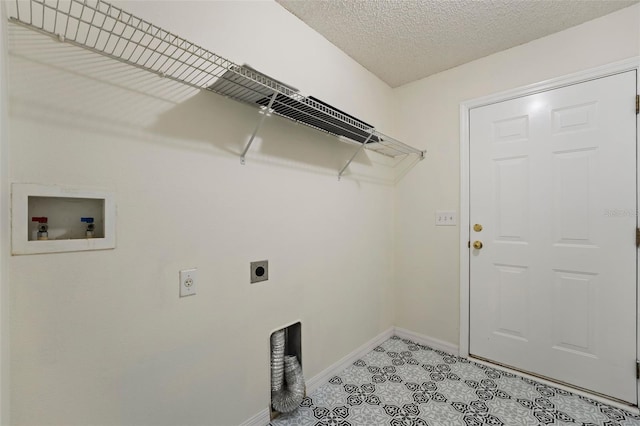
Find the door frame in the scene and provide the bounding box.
[459,57,640,402]
[0,2,9,424]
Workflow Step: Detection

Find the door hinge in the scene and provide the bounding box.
[636,95,639,114]
[636,228,640,248]
[636,361,639,379]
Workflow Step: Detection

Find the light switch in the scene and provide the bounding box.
[435,210,457,226]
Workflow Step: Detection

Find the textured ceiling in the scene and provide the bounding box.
[276,0,638,87]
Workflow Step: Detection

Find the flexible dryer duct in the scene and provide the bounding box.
[270,330,305,413]
[271,330,286,392]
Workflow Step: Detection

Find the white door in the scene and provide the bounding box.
[469,71,637,403]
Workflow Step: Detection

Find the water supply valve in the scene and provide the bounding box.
[81,217,95,238]
[32,217,49,240]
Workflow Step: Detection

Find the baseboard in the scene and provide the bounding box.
[239,407,270,426]
[393,327,459,356]
[239,327,394,426]
[305,327,394,394]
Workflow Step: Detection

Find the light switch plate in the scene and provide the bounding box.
[180,268,197,297]
[435,210,457,226]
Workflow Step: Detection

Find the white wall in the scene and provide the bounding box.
[393,4,640,346]
[6,1,640,423]
[6,1,397,425]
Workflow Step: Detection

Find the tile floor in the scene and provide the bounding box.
[270,336,640,426]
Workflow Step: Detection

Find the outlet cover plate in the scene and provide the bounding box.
[250,260,268,284]
[180,268,197,297]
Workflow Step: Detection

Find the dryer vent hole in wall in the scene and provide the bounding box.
[270,322,305,419]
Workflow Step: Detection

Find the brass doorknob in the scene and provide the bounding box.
[473,224,483,232]
[473,241,483,249]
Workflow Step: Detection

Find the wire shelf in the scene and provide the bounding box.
[6,0,426,165]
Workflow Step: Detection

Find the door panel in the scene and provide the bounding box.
[469,71,637,403]
[551,270,597,357]
[495,157,529,241]
[494,264,529,341]
[553,150,594,245]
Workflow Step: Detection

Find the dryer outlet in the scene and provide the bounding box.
[250,260,268,284]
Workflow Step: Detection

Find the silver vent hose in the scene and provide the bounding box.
[270,331,305,413]
[272,355,305,413]
[271,330,286,393]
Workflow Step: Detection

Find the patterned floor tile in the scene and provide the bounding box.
[269,336,640,426]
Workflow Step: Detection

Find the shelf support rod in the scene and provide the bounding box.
[241,92,278,165]
[338,131,374,180]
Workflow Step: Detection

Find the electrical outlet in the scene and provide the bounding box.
[179,268,197,297]
[250,260,268,284]
[435,210,457,226]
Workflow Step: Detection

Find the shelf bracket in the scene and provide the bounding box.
[338,131,374,180]
[241,92,278,165]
